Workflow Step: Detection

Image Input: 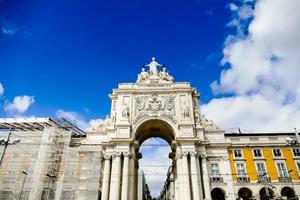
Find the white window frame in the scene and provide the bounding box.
[253,148,262,158]
[292,148,300,157]
[236,162,247,178]
[276,161,288,178]
[273,148,282,157]
[296,161,300,174]
[234,149,243,158]
[210,163,220,178]
[256,162,267,176]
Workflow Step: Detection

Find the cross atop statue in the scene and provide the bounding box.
[145,57,163,76]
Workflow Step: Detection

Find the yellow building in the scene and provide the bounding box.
[225,132,300,200]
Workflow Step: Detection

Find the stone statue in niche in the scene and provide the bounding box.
[122,103,130,119]
[181,101,189,118]
[111,112,116,124]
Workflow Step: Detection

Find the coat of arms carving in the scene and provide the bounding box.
[133,93,176,125]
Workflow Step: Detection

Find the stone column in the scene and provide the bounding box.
[195,153,204,200]
[174,163,180,200]
[223,156,235,200]
[109,152,122,200]
[128,154,135,200]
[190,152,201,200]
[176,153,183,200]
[182,152,191,200]
[201,154,211,200]
[101,153,111,200]
[170,172,175,200]
[121,152,130,200]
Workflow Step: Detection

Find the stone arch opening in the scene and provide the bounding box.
[134,119,175,198]
[211,187,225,200]
[238,187,253,200]
[259,187,275,200]
[281,187,296,199]
[134,119,175,147]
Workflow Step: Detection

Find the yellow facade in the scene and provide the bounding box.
[229,147,300,182]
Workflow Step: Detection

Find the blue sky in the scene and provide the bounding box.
[0,0,231,120]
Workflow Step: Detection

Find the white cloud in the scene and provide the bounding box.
[55,109,103,130]
[202,0,300,132]
[229,3,238,11]
[5,95,35,114]
[0,83,4,96]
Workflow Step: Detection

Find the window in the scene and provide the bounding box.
[211,164,220,178]
[234,149,242,158]
[293,148,300,157]
[256,163,266,176]
[236,163,246,177]
[273,149,282,157]
[296,161,300,173]
[253,149,262,157]
[277,162,288,178]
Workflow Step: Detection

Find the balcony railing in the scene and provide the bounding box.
[210,176,224,183]
[257,176,271,183]
[278,176,291,182]
[237,176,250,183]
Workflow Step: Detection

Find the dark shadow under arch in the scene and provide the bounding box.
[135,119,175,148]
[281,187,296,199]
[238,187,253,200]
[211,188,225,200]
[259,187,275,200]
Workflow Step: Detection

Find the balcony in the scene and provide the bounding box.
[278,176,291,182]
[210,176,224,183]
[237,176,250,183]
[257,176,271,183]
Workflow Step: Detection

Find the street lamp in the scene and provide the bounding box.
[19,170,28,200]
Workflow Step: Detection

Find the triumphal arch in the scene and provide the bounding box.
[97,58,229,200]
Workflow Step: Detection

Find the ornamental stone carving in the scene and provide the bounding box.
[103,153,112,160]
[133,93,176,125]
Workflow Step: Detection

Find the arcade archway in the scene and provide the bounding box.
[281,187,296,199]
[238,187,253,200]
[211,188,225,200]
[259,187,275,200]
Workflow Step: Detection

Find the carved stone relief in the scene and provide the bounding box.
[133,93,176,125]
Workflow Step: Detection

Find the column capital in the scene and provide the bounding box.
[112,151,122,159]
[199,153,207,159]
[182,152,189,157]
[103,153,112,160]
[175,152,184,160]
[123,152,132,158]
[189,151,198,157]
